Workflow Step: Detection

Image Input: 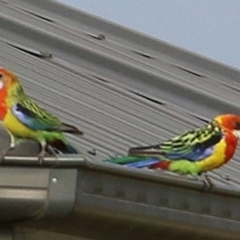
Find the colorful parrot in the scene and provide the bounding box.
[105,114,240,176]
[0,67,83,161]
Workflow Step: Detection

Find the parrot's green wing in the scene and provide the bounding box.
[11,98,62,131]
[129,121,223,161]
[160,121,222,155]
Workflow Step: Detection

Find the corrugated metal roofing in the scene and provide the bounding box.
[2,0,240,189]
[2,0,240,203]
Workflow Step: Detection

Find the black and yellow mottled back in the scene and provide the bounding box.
[128,120,223,161]
[160,120,222,154]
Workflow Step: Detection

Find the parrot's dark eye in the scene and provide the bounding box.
[235,121,240,129]
[0,74,2,78]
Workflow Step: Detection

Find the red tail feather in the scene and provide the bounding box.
[149,161,171,170]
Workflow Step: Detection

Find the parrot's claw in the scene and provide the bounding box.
[200,173,214,190]
[0,147,14,163]
[37,150,46,165]
[37,146,59,165]
[0,151,6,163]
[47,146,59,161]
[47,146,58,156]
[204,174,214,188]
[187,173,214,190]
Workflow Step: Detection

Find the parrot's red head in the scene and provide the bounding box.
[0,67,19,90]
[0,67,21,99]
[215,114,240,137]
[0,67,21,120]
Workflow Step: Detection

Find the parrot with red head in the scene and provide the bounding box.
[0,67,83,161]
[105,114,240,175]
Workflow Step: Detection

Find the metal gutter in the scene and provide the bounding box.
[1,154,240,239]
[0,124,238,238]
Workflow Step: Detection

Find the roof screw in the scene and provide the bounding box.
[222,174,230,181]
[52,177,58,183]
[40,51,53,59]
[88,148,97,156]
[97,33,105,40]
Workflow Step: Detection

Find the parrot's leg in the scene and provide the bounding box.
[47,145,59,159]
[47,145,58,155]
[37,140,47,164]
[37,141,58,164]
[203,173,214,188]
[199,173,214,190]
[1,133,16,162]
[187,173,214,190]
[9,133,16,149]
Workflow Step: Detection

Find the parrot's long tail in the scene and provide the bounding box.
[128,144,163,156]
[104,155,170,169]
[49,139,79,154]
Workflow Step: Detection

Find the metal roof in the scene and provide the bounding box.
[2,0,240,239]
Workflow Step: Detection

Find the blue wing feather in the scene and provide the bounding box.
[11,102,60,131]
[125,158,161,168]
[164,145,215,161]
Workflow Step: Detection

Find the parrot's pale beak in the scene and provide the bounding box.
[233,130,240,138]
[0,80,4,90]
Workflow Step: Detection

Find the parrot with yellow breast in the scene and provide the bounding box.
[0,67,83,162]
[105,114,240,176]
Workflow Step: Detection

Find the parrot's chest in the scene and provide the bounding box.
[3,111,36,138]
[195,139,227,172]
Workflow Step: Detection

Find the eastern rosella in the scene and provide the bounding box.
[105,114,240,175]
[0,67,83,161]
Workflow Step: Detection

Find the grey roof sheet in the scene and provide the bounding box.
[2,1,240,190]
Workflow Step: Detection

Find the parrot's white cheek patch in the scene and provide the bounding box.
[0,81,4,90]
[233,130,240,138]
